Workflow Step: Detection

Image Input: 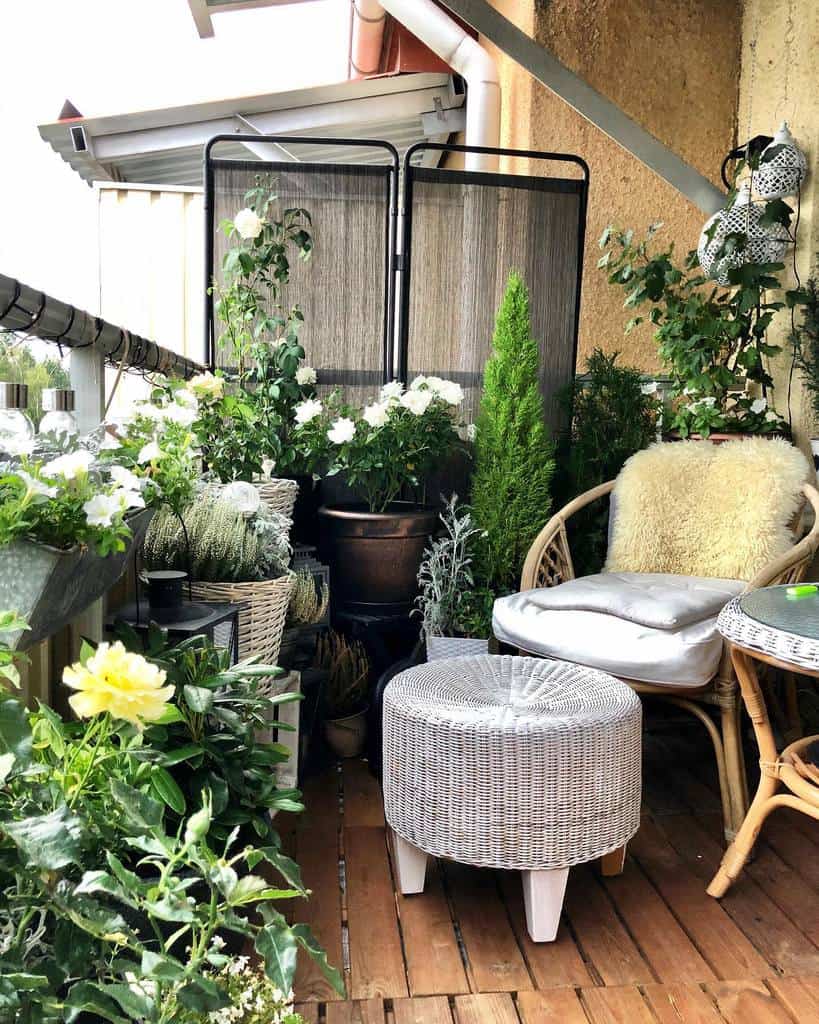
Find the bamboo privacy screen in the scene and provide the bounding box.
[205,138,587,428]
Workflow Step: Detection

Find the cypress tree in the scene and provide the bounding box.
[471,271,555,594]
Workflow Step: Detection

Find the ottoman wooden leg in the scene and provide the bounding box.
[521,867,569,942]
[391,830,428,895]
[600,844,627,876]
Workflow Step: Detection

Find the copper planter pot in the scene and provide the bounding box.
[318,503,439,615]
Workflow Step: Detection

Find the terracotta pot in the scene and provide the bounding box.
[324,705,368,759]
[318,503,439,615]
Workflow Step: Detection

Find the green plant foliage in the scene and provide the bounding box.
[792,270,819,426]
[313,631,369,718]
[558,349,661,576]
[599,223,800,437]
[471,272,555,598]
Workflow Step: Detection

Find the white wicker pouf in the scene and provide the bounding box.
[382,655,642,942]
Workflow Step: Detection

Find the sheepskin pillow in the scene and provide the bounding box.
[605,438,809,581]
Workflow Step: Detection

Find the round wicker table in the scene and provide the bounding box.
[709,588,819,898]
[382,655,642,942]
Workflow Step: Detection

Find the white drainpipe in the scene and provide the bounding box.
[350,1,387,78]
[352,0,501,171]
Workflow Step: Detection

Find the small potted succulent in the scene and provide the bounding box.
[294,376,464,615]
[416,495,491,660]
[315,630,370,758]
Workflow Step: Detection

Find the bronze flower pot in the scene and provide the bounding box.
[318,503,439,615]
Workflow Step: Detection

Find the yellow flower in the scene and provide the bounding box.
[63,642,174,728]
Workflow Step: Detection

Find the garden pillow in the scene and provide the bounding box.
[605,438,809,581]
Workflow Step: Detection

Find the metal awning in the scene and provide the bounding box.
[38,73,465,187]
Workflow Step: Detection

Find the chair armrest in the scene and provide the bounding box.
[520,479,616,591]
[745,483,819,592]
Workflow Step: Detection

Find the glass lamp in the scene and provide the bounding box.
[0,383,34,457]
[39,388,79,443]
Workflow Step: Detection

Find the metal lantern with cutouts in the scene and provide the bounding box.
[754,122,807,200]
[697,183,790,286]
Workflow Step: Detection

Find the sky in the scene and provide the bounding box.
[0,0,349,313]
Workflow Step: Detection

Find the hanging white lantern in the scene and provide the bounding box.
[754,122,807,200]
[697,183,790,286]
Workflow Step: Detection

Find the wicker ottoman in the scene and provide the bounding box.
[382,654,642,941]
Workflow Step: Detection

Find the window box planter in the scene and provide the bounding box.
[0,508,155,650]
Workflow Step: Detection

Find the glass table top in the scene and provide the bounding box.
[739,585,819,640]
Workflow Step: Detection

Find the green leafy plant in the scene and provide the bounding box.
[295,376,464,513]
[558,349,661,575]
[792,271,819,426]
[599,222,801,437]
[471,271,555,596]
[143,490,291,583]
[314,631,369,718]
[415,495,488,639]
[0,610,28,688]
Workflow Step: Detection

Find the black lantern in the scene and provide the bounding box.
[108,599,243,664]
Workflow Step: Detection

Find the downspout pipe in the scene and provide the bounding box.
[350,0,387,78]
[355,0,501,172]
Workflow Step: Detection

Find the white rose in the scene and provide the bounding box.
[400,389,433,416]
[138,441,163,464]
[381,380,404,402]
[83,492,122,528]
[436,379,464,406]
[409,375,429,391]
[750,397,767,414]
[109,465,143,492]
[42,449,94,481]
[233,207,263,240]
[294,398,323,425]
[328,417,356,444]
[222,480,262,516]
[188,372,224,401]
[363,401,390,428]
[640,381,659,395]
[17,470,58,498]
[296,365,317,386]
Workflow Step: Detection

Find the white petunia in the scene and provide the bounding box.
[42,449,94,481]
[109,465,143,492]
[138,441,163,464]
[328,417,356,444]
[400,389,433,416]
[222,480,262,516]
[380,380,404,402]
[363,401,390,428]
[83,492,123,528]
[17,470,58,498]
[436,379,464,406]
[295,365,317,386]
[134,402,164,422]
[99,432,122,451]
[294,399,323,425]
[161,402,197,428]
[640,381,659,395]
[112,487,145,511]
[175,389,198,410]
[750,397,768,414]
[233,207,263,240]
[1,435,35,457]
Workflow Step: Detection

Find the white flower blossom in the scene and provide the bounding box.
[435,379,464,406]
[108,465,143,493]
[765,409,779,422]
[328,417,356,444]
[380,380,404,402]
[233,208,263,240]
[175,389,198,410]
[161,402,197,428]
[457,423,477,443]
[295,365,317,386]
[138,441,163,464]
[188,372,224,401]
[17,470,58,498]
[83,493,123,528]
[112,487,145,511]
[294,399,323,425]
[640,381,659,395]
[99,432,122,451]
[134,402,164,422]
[42,449,94,481]
[409,375,429,391]
[750,397,768,414]
[1,435,35,457]
[400,389,433,416]
[363,401,390,428]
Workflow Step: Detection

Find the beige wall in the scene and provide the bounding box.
[739,0,819,447]
[484,0,741,372]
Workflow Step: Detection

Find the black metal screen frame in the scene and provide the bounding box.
[397,141,589,383]
[203,134,400,377]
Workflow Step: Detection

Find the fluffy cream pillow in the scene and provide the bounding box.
[605,438,809,581]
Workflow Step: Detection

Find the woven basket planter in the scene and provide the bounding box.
[190,572,295,666]
[254,478,299,520]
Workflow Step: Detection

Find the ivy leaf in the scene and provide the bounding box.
[64,981,130,1024]
[4,804,84,869]
[759,198,794,230]
[292,922,346,996]
[0,695,32,766]
[255,910,300,993]
[176,978,231,1013]
[111,779,164,833]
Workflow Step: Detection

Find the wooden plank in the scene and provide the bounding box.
[498,872,593,989]
[580,985,656,1024]
[659,814,819,976]
[292,826,346,1002]
[326,999,387,1024]
[393,995,454,1024]
[706,980,793,1024]
[642,982,725,1024]
[767,976,819,1021]
[563,866,655,986]
[601,857,715,983]
[740,838,819,948]
[300,767,341,837]
[344,826,409,999]
[342,758,386,827]
[517,988,590,1023]
[444,861,532,993]
[630,817,770,980]
[764,812,819,892]
[294,1004,320,1024]
[453,993,520,1024]
[393,855,469,996]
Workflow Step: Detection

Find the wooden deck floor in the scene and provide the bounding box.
[283,729,819,1023]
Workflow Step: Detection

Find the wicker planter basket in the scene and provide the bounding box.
[190,573,295,665]
[254,478,299,520]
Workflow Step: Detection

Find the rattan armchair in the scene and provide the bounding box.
[516,480,819,843]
